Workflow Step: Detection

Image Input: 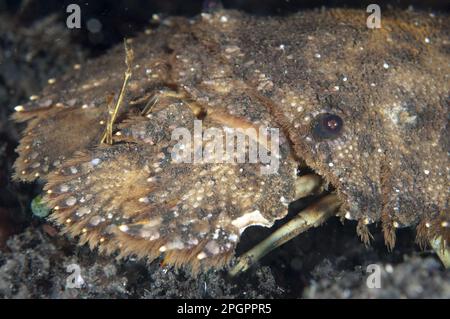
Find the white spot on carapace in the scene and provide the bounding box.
[89,216,102,226]
[197,252,207,260]
[91,158,101,166]
[225,45,240,53]
[159,245,167,252]
[280,196,289,207]
[231,210,271,233]
[76,207,91,217]
[228,233,239,242]
[166,238,185,250]
[384,103,417,126]
[65,196,77,206]
[205,240,220,255]
[31,162,41,168]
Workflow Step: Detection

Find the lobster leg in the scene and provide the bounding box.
[229,193,340,276]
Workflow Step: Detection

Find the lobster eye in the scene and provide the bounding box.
[312,113,343,140]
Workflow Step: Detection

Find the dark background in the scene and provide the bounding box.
[1,0,449,53]
[0,0,448,298]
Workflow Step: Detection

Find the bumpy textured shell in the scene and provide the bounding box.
[13,8,449,270]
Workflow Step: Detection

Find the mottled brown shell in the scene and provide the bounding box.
[13,8,449,270]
